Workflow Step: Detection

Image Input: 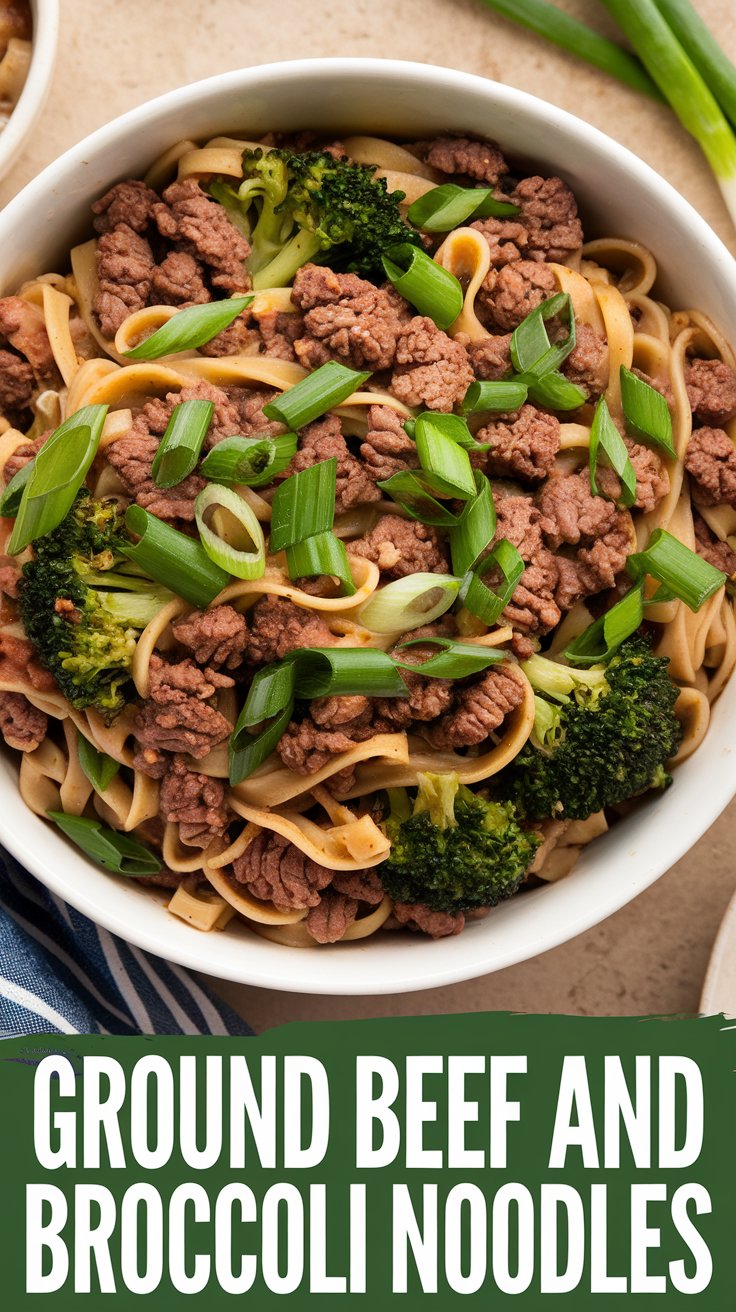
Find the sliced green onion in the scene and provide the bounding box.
[286,531,356,596]
[229,663,296,786]
[589,396,637,507]
[451,472,496,578]
[123,296,253,360]
[8,404,109,554]
[564,581,646,666]
[414,413,477,500]
[620,366,676,457]
[123,506,229,608]
[474,0,662,100]
[414,411,483,450]
[194,483,266,580]
[48,812,161,877]
[524,370,587,411]
[407,183,520,232]
[290,647,408,699]
[382,244,464,331]
[357,573,461,633]
[461,379,529,414]
[600,1,736,222]
[394,635,505,677]
[151,399,213,489]
[262,362,370,429]
[0,459,33,517]
[270,459,336,552]
[510,292,576,378]
[200,432,298,487]
[461,538,525,625]
[626,527,726,610]
[77,732,120,794]
[377,471,460,527]
[653,0,736,133]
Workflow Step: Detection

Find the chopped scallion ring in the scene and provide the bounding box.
[382,243,464,330]
[564,581,646,665]
[626,527,726,610]
[123,296,253,360]
[357,573,461,633]
[461,379,530,414]
[286,531,356,597]
[151,399,214,489]
[48,812,162,876]
[407,182,520,232]
[523,370,587,411]
[510,292,576,379]
[589,395,637,507]
[8,404,109,554]
[262,361,371,429]
[270,459,337,552]
[620,365,676,457]
[77,732,120,794]
[123,505,229,608]
[460,537,525,625]
[376,471,460,527]
[414,413,477,500]
[393,635,505,677]
[451,472,497,578]
[200,432,298,487]
[195,483,266,580]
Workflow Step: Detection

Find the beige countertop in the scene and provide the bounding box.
[5,0,735,1025]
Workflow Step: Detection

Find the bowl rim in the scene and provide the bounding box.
[2,56,736,995]
[0,0,59,180]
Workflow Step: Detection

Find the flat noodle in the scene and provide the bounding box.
[167,876,235,931]
[582,238,657,296]
[436,227,491,343]
[233,732,410,808]
[341,136,439,181]
[41,285,80,386]
[593,280,634,418]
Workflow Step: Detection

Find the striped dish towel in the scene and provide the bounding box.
[0,848,252,1038]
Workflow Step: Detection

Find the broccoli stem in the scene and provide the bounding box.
[522,653,609,704]
[251,229,325,289]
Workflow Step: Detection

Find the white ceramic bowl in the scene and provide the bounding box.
[0,0,58,182]
[1,59,735,995]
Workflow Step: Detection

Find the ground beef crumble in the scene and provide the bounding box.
[133,655,233,771]
[685,426,736,507]
[348,514,450,578]
[359,404,418,483]
[232,831,333,909]
[291,264,406,371]
[390,316,473,412]
[159,755,229,849]
[245,596,337,664]
[172,605,248,671]
[685,358,736,427]
[0,691,47,751]
[693,513,736,574]
[287,415,380,514]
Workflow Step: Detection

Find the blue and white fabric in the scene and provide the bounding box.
[0,848,251,1037]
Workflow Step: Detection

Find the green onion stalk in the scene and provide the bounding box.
[601,0,736,226]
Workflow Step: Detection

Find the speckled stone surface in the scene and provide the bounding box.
[4,0,735,1025]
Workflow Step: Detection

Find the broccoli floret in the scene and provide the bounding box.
[228,147,420,289]
[381,771,539,914]
[498,637,683,821]
[19,492,172,720]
